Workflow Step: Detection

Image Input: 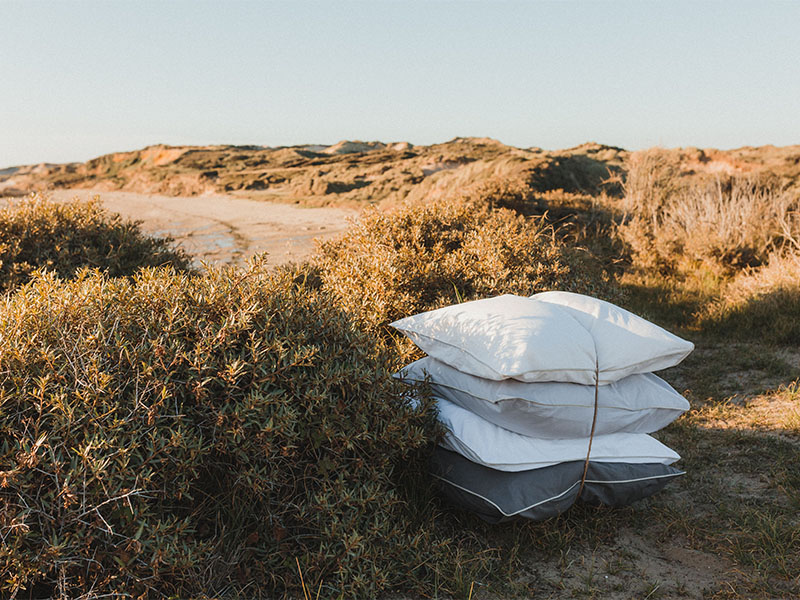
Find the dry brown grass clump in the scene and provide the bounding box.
[0,194,191,292]
[617,149,799,274]
[619,147,682,224]
[699,253,800,343]
[687,381,800,435]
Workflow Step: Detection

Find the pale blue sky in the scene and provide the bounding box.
[2,0,799,167]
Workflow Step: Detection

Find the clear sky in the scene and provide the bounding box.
[2,0,799,167]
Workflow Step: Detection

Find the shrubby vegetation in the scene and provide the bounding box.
[312,197,616,358]
[0,263,450,597]
[4,148,800,597]
[0,187,623,597]
[611,148,800,344]
[0,194,191,292]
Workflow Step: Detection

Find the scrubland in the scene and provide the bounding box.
[1,143,799,599]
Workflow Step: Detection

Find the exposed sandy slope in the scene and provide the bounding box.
[49,189,358,267]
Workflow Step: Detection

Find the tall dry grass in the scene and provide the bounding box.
[617,149,799,273]
[620,147,682,224]
[700,253,800,343]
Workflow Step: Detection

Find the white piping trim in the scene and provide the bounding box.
[584,471,685,485]
[431,473,581,517]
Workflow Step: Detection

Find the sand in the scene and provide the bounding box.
[48,189,358,267]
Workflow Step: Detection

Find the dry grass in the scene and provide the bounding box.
[687,381,800,436]
[697,253,800,343]
[666,176,793,264]
[617,149,799,273]
[619,147,682,223]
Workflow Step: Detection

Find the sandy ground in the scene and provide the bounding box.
[49,189,358,266]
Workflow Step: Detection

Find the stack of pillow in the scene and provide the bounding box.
[392,291,694,523]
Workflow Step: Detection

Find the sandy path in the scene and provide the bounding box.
[50,189,358,267]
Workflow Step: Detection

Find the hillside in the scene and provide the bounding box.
[0,139,629,206]
[3,141,800,599]
[4,139,800,210]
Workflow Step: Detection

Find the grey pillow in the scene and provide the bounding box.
[430,447,684,523]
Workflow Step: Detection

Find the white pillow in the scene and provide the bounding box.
[531,291,695,383]
[396,357,689,438]
[389,293,693,385]
[434,395,680,472]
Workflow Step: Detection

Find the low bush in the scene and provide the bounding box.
[459,176,536,213]
[0,194,191,292]
[0,262,457,598]
[311,197,617,365]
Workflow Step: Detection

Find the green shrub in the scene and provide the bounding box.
[311,198,617,366]
[0,194,191,292]
[0,262,454,598]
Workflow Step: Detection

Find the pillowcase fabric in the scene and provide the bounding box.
[531,291,695,383]
[431,447,684,523]
[434,395,680,471]
[396,357,689,438]
[389,293,694,385]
